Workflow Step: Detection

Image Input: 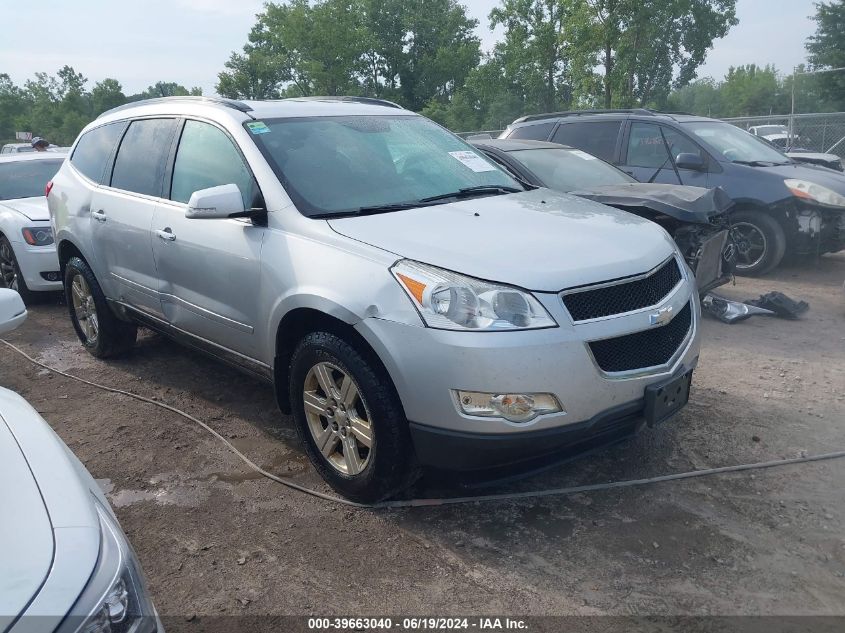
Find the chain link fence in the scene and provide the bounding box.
[722,112,845,158]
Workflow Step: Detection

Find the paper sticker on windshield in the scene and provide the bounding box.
[449,150,497,172]
[246,121,271,135]
[570,150,597,160]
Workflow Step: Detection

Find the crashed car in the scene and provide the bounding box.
[472,138,735,294]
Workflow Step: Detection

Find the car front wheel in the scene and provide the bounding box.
[0,235,35,303]
[730,210,786,276]
[289,331,418,503]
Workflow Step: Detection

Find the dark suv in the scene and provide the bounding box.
[501,109,845,275]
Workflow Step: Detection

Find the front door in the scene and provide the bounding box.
[151,119,266,359]
[88,118,177,317]
[623,122,710,188]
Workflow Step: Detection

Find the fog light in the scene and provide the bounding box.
[454,390,563,423]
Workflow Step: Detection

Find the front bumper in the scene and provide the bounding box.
[356,271,700,469]
[10,240,62,291]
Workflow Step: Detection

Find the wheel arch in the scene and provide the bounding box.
[57,239,87,276]
[273,306,395,415]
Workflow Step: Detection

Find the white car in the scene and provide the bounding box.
[0,288,162,633]
[0,143,36,155]
[0,153,64,301]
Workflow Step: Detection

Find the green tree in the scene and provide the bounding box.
[719,64,785,117]
[489,0,576,113]
[575,0,738,108]
[90,79,126,114]
[0,74,26,141]
[130,81,202,100]
[806,0,845,110]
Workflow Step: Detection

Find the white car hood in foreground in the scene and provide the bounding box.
[0,197,50,221]
[0,387,100,628]
[328,188,677,291]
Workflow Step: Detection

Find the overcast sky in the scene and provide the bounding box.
[0,0,820,96]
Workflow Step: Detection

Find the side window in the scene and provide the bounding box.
[110,118,176,196]
[626,123,703,169]
[552,121,622,162]
[507,122,555,141]
[70,121,127,183]
[170,120,257,207]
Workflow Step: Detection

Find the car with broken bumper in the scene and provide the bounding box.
[49,96,701,502]
[0,289,162,633]
[471,138,736,294]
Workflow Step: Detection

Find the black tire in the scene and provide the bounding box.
[0,235,37,303]
[64,256,137,358]
[730,209,787,276]
[288,331,418,503]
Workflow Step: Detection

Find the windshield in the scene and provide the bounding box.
[508,148,634,192]
[683,121,789,164]
[0,159,63,200]
[248,115,520,216]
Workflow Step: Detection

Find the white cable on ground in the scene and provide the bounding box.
[3,338,844,510]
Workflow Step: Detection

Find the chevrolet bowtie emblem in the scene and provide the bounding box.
[649,306,673,326]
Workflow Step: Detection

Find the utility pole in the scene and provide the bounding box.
[790,66,845,141]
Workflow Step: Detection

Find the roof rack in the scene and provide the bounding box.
[97,96,253,119]
[284,95,404,109]
[514,108,657,124]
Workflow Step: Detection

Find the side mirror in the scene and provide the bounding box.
[186,184,246,219]
[676,153,705,171]
[0,289,27,335]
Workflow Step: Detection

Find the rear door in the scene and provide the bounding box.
[550,120,623,163]
[89,118,177,316]
[621,122,710,187]
[151,118,265,359]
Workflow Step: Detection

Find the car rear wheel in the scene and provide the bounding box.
[730,210,786,276]
[64,256,137,357]
[289,331,418,503]
[0,235,36,303]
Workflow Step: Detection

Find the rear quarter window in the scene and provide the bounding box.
[507,122,556,141]
[552,121,622,162]
[70,121,127,183]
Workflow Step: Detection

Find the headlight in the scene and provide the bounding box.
[59,501,158,633]
[21,226,54,246]
[392,260,557,331]
[784,179,845,207]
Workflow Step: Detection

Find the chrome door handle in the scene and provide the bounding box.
[91,210,107,222]
[155,228,176,241]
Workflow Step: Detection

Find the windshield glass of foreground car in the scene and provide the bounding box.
[248,115,521,216]
[683,121,789,165]
[0,160,63,200]
[510,148,635,192]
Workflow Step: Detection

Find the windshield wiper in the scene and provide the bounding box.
[419,184,523,204]
[311,201,428,219]
[732,159,790,167]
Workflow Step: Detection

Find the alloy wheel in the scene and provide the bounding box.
[70,273,99,344]
[0,241,19,290]
[302,362,373,476]
[731,222,768,270]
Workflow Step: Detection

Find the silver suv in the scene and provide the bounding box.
[49,96,701,501]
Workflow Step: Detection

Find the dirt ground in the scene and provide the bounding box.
[1,255,844,628]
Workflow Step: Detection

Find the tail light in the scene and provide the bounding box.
[45,180,54,197]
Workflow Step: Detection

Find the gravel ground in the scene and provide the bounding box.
[1,255,843,629]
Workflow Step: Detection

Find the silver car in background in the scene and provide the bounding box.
[49,96,701,501]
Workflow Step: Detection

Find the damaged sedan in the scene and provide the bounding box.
[472,138,735,294]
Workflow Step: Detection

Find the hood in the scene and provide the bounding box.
[0,387,100,624]
[0,414,54,622]
[0,197,50,221]
[786,151,841,162]
[569,183,733,225]
[755,160,845,194]
[328,188,678,291]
